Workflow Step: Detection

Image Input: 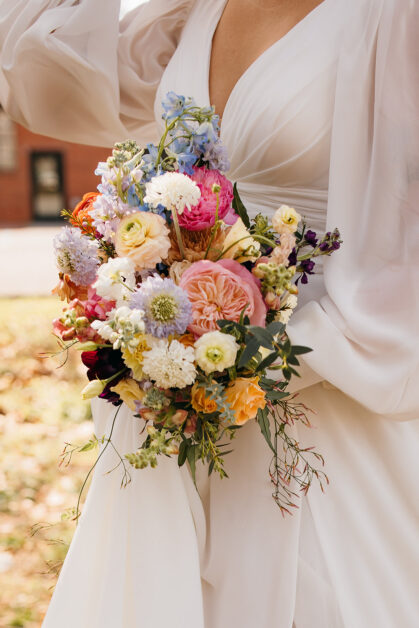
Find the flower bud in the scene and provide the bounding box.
[76,341,98,351]
[81,379,105,400]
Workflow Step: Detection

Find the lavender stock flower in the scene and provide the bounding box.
[53,227,99,286]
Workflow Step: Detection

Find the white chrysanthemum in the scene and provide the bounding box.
[275,294,298,325]
[144,172,201,214]
[272,205,301,235]
[93,257,136,306]
[91,306,145,351]
[194,331,239,374]
[142,338,196,389]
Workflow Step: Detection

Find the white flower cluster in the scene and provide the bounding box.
[93,257,136,306]
[275,294,298,324]
[142,338,196,389]
[92,306,145,352]
[144,172,201,214]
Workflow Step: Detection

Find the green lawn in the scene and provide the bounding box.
[0,297,95,627]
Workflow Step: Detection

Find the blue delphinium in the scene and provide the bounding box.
[53,227,100,285]
[162,92,187,121]
[130,275,192,338]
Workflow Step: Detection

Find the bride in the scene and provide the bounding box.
[1,0,418,626]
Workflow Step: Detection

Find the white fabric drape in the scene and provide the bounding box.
[1,1,418,627]
[287,0,419,421]
[0,0,194,145]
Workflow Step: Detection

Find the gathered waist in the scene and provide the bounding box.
[235,181,328,236]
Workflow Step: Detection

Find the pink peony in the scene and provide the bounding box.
[178,166,233,231]
[179,259,267,336]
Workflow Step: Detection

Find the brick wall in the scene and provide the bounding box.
[0,123,109,226]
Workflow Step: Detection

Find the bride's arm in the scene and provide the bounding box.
[0,0,194,146]
[287,0,419,421]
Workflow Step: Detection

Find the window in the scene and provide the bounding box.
[31,151,65,220]
[0,107,17,171]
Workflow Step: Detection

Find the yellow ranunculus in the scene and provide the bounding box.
[110,378,145,411]
[224,376,266,425]
[272,205,301,235]
[221,218,260,262]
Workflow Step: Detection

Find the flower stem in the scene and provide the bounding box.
[204,191,220,259]
[171,206,186,258]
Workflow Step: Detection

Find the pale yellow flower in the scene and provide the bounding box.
[168,260,192,285]
[194,330,239,374]
[221,218,261,262]
[272,205,301,235]
[115,211,171,271]
[110,378,145,411]
[122,333,152,380]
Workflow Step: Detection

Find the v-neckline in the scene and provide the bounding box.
[206,0,331,131]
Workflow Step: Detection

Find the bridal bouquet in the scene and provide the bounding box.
[52,93,341,512]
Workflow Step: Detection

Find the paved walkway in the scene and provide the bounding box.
[0,226,61,297]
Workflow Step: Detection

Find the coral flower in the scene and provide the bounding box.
[224,376,266,425]
[70,192,100,235]
[115,211,171,271]
[179,259,267,336]
[178,166,233,231]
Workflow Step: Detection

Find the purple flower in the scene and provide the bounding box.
[299,259,316,285]
[130,275,192,338]
[53,227,99,286]
[304,230,318,247]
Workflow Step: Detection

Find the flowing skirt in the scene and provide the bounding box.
[42,384,419,628]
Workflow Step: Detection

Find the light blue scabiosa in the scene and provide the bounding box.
[53,227,99,286]
[130,275,192,338]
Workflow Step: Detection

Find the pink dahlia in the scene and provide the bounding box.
[178,166,233,231]
[179,259,267,336]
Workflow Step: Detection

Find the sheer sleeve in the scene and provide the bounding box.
[287,0,419,421]
[0,0,194,146]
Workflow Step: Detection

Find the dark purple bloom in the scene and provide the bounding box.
[304,230,318,247]
[288,248,297,266]
[82,348,126,405]
[300,259,315,274]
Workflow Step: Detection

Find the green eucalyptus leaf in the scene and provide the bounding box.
[238,337,261,368]
[256,351,280,372]
[291,345,313,355]
[257,408,275,454]
[178,439,188,467]
[232,182,251,228]
[187,446,197,484]
[266,321,286,336]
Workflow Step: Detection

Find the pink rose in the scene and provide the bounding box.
[178,166,233,231]
[179,259,267,336]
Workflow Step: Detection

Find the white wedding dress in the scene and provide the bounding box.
[1,1,418,626]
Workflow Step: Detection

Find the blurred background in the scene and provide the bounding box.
[0,1,146,624]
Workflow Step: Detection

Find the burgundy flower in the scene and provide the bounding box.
[81,348,127,405]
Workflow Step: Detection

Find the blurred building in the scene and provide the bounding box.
[0,107,109,227]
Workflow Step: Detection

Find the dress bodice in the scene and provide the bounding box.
[155,0,345,236]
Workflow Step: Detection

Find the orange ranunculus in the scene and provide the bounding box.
[191,383,218,414]
[70,192,99,235]
[224,376,266,425]
[178,332,196,349]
